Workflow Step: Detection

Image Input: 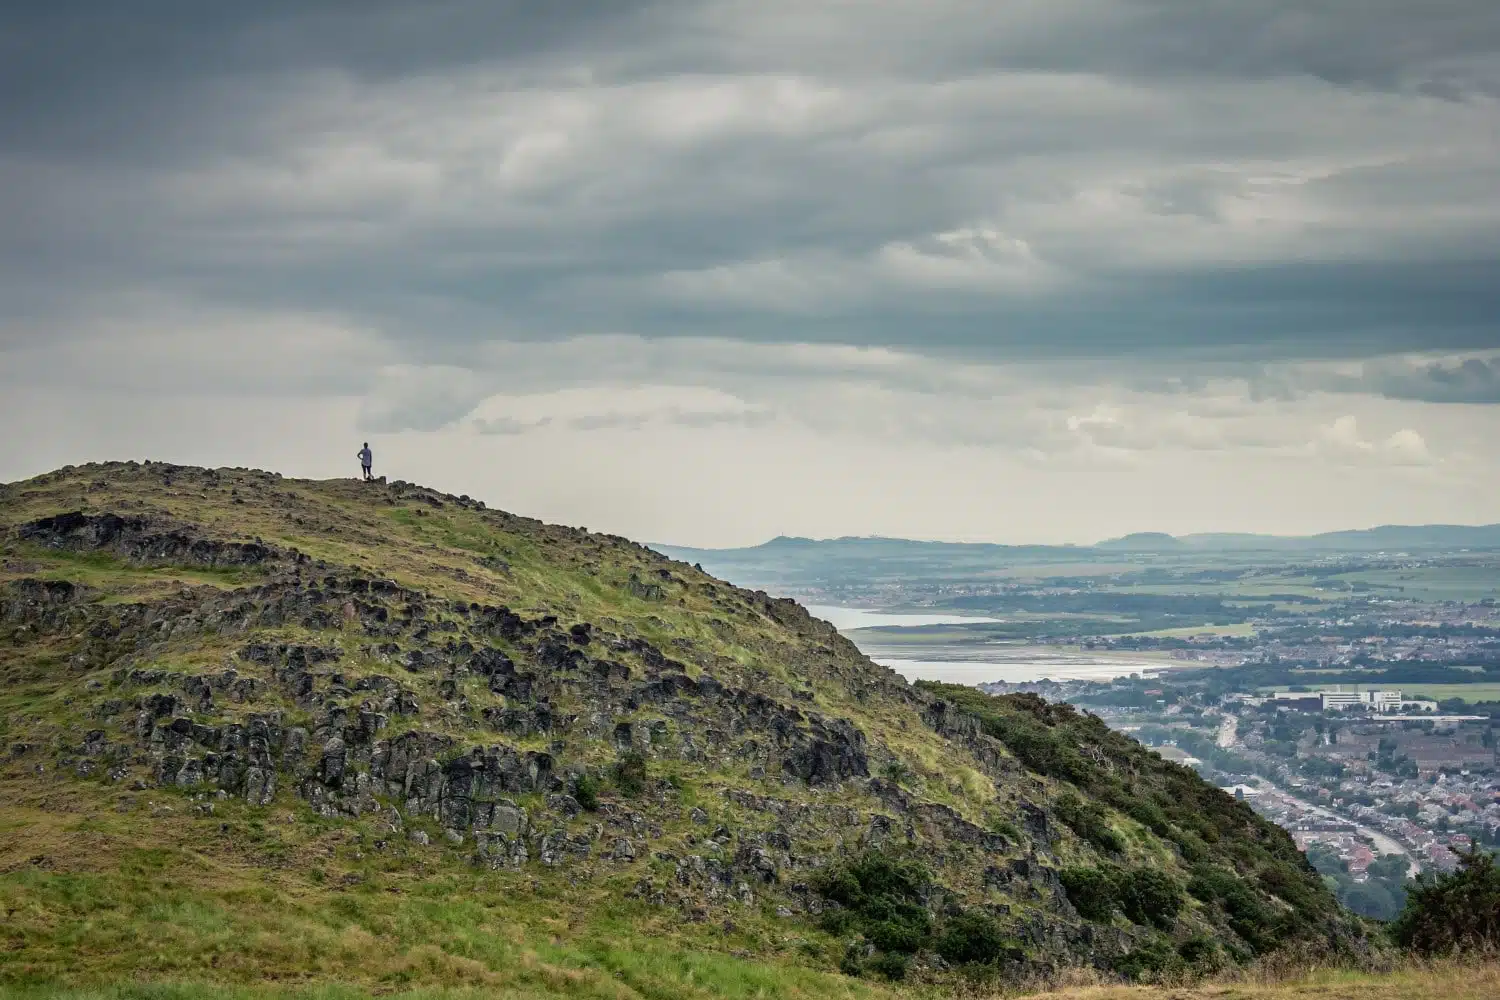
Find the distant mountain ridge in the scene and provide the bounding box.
[1127,524,1500,552]
[658,522,1500,561]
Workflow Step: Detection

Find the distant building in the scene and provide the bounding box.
[1264,689,1416,713]
[1220,784,1261,798]
[1320,691,1363,711]
[1269,693,1324,712]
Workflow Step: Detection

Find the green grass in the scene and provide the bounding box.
[8,545,267,590]
[0,789,874,999]
[1330,567,1500,603]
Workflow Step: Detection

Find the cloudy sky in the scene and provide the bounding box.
[3,1,1499,546]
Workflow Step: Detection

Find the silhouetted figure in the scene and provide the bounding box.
[357,443,373,481]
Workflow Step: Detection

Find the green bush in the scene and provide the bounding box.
[1112,936,1184,982]
[867,951,910,981]
[989,818,1022,843]
[1062,866,1183,930]
[573,773,600,812]
[866,918,926,954]
[934,910,1012,965]
[1176,935,1222,970]
[1126,799,1173,837]
[1061,866,1118,922]
[1056,793,1124,854]
[881,760,911,784]
[1391,848,1500,956]
[1115,869,1184,929]
[1171,830,1210,864]
[1188,865,1274,953]
[613,750,647,798]
[814,851,934,972]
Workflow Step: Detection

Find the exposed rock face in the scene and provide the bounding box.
[782,718,869,785]
[20,511,282,569]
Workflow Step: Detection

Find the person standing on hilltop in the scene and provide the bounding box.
[357,442,373,481]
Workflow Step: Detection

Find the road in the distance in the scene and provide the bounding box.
[1215,712,1419,873]
[1247,777,1422,874]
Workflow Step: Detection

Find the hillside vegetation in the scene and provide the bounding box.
[0,462,1365,993]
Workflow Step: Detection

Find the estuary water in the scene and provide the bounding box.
[803,604,1174,685]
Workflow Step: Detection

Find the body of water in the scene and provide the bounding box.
[874,654,1171,685]
[804,604,1173,685]
[803,605,1001,630]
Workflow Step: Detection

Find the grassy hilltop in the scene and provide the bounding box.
[0,462,1367,995]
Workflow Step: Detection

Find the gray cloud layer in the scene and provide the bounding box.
[1,1,1498,387]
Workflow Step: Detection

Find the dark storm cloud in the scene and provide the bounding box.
[685,1,1500,93]
[1359,357,1500,404]
[0,0,1497,377]
[0,2,653,152]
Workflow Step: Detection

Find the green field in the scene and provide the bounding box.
[1373,683,1500,704]
[1332,566,1500,603]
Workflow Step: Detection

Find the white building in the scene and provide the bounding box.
[1318,689,1404,712]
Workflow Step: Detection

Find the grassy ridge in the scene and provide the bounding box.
[0,462,1373,995]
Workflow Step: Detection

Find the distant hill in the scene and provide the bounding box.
[1168,525,1500,552]
[659,523,1500,572]
[1096,532,1185,552]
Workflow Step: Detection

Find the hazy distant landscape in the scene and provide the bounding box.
[658,525,1500,919]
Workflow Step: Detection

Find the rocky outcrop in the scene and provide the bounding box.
[18,511,284,569]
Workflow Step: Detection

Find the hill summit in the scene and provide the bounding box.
[0,462,1363,989]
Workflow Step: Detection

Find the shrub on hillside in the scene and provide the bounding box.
[1116,868,1184,929]
[1188,865,1275,953]
[1061,866,1120,921]
[1125,798,1173,837]
[934,910,1015,966]
[1061,865,1183,929]
[866,950,911,981]
[814,851,933,960]
[1391,848,1500,956]
[1112,936,1184,982]
[1055,793,1124,854]
[817,853,1023,975]
[613,750,648,798]
[573,773,600,811]
[1176,935,1224,972]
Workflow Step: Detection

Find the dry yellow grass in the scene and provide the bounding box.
[1015,961,1500,1000]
